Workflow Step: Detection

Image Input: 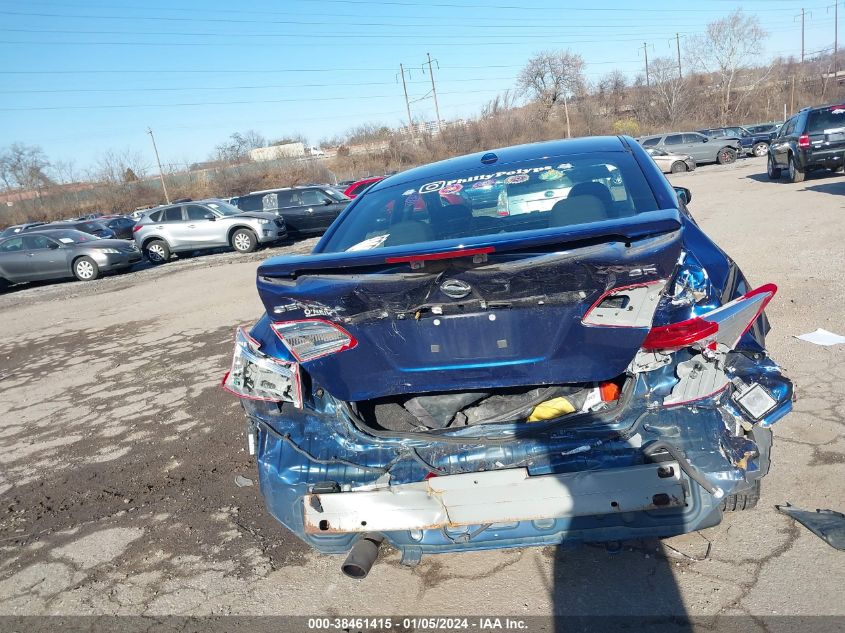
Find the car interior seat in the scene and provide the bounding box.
[427,203,473,239]
[384,220,435,247]
[549,180,619,228]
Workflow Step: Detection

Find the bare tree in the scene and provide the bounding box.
[0,143,53,207]
[685,10,768,124]
[93,149,147,184]
[517,50,585,133]
[597,71,628,119]
[649,57,689,125]
[213,130,267,163]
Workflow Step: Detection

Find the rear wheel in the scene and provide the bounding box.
[788,153,805,183]
[144,239,170,264]
[232,228,257,253]
[73,256,99,281]
[752,142,769,157]
[721,480,760,512]
[716,147,737,165]
[767,155,782,179]
[670,161,687,174]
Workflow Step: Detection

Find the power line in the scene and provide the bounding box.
[0,76,520,95]
[0,87,508,112]
[0,61,640,75]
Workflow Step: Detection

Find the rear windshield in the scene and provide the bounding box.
[321,153,659,253]
[808,105,845,134]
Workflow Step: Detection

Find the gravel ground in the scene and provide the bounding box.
[0,157,843,622]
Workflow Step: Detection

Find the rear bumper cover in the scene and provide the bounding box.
[242,351,791,557]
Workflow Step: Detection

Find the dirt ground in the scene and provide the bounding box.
[0,157,843,621]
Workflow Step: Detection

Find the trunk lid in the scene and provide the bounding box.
[257,210,683,402]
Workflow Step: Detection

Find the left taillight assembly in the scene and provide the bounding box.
[221,327,302,407]
[271,318,357,362]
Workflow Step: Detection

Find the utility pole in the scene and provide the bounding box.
[676,33,683,79]
[835,1,839,76]
[146,127,170,204]
[399,64,414,137]
[426,53,442,133]
[799,8,805,62]
[642,42,650,87]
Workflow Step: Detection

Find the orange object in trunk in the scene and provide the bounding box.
[599,381,621,402]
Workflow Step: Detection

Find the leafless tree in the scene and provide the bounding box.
[649,57,689,125]
[685,10,769,124]
[0,143,53,208]
[213,130,267,163]
[517,50,586,133]
[93,149,147,184]
[597,71,629,119]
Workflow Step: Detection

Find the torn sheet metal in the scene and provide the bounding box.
[303,462,685,534]
[776,504,845,550]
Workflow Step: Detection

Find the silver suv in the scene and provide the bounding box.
[133,199,287,263]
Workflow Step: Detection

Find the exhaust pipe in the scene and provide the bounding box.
[341,533,384,579]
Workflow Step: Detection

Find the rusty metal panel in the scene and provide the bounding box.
[303,462,685,534]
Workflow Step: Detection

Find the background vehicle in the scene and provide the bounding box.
[132,199,286,263]
[746,122,782,136]
[0,229,140,289]
[699,126,774,157]
[638,132,741,164]
[768,104,845,183]
[0,222,47,237]
[224,136,791,574]
[99,215,138,240]
[230,186,349,236]
[645,148,697,173]
[343,177,384,199]
[37,219,116,239]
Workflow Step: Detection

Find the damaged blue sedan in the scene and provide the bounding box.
[223,137,792,577]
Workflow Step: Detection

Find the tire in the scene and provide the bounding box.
[73,256,99,281]
[144,239,170,264]
[752,142,769,157]
[788,153,805,183]
[231,228,257,253]
[716,147,737,165]
[721,480,760,512]
[670,161,687,174]
[767,155,782,180]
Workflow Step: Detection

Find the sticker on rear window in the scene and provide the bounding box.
[59,238,74,244]
[505,174,529,184]
[539,169,564,181]
[440,183,463,195]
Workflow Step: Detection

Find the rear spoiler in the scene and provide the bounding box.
[257,209,682,279]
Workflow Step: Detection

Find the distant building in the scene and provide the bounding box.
[248,142,306,162]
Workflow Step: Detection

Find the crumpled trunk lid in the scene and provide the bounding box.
[257,211,683,401]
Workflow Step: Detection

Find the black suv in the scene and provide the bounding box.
[231,186,350,236]
[767,104,845,183]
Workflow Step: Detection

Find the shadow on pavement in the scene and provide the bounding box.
[552,540,692,632]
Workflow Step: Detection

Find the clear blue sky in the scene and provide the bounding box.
[0,0,836,176]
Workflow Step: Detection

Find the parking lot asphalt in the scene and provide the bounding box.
[0,157,843,619]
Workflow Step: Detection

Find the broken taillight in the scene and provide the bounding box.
[798,134,810,148]
[641,317,719,352]
[221,327,302,406]
[271,318,357,362]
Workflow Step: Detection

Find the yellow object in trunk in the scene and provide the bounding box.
[527,397,576,422]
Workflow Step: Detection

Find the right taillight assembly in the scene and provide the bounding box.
[798,134,810,148]
[641,317,719,352]
[271,319,357,362]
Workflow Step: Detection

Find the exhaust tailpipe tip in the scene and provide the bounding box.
[341,533,384,579]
